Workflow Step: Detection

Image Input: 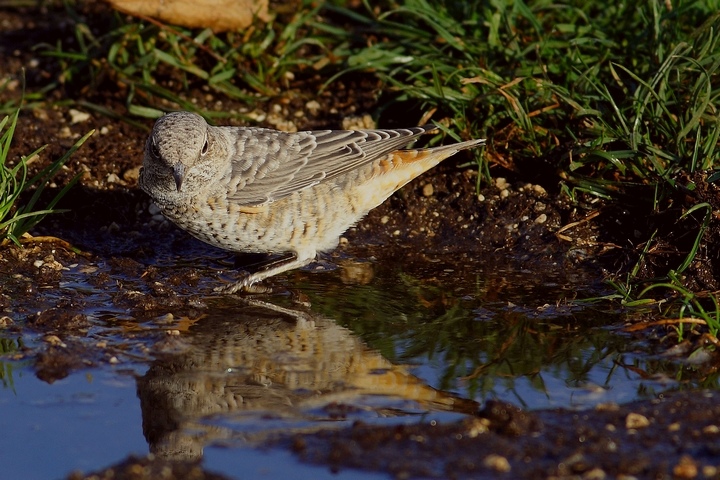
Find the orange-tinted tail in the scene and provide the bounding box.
[352,137,484,215]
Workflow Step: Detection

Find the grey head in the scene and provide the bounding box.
[140,111,227,196]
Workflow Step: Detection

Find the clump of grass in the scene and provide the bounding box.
[39,2,340,119]
[0,106,93,245]
[322,0,720,192]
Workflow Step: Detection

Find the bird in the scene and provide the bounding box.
[139,111,485,293]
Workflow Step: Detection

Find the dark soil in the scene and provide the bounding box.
[281,391,720,479]
[2,3,720,480]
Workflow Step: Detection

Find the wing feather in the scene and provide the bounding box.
[226,125,432,206]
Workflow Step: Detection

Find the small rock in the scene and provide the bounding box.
[672,455,698,479]
[535,214,548,224]
[44,335,66,347]
[32,109,49,121]
[422,183,434,197]
[495,177,509,190]
[154,313,175,324]
[148,203,161,215]
[584,467,607,480]
[464,417,490,437]
[305,100,321,116]
[68,109,91,124]
[106,173,123,184]
[702,425,719,434]
[58,126,72,138]
[482,454,510,473]
[625,412,650,429]
[246,109,267,122]
[123,165,142,183]
[342,114,375,130]
[533,184,547,195]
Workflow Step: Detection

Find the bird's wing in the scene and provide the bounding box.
[225,125,431,206]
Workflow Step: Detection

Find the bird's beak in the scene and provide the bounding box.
[172,163,185,192]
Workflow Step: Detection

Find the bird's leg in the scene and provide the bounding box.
[216,253,315,294]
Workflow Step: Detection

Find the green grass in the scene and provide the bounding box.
[0,105,93,245]
[40,0,719,185]
[38,2,337,120]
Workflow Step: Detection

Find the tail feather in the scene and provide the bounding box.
[391,137,485,167]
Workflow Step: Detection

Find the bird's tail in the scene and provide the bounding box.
[362,137,485,200]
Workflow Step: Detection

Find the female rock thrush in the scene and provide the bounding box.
[139,112,485,293]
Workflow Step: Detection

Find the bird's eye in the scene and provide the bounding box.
[149,138,160,158]
[201,136,209,156]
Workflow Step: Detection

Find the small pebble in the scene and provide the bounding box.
[123,166,142,183]
[44,335,65,347]
[625,412,650,429]
[702,465,717,477]
[672,455,698,479]
[482,454,511,473]
[342,114,375,130]
[305,100,321,116]
[106,173,122,184]
[495,177,509,190]
[702,425,719,434]
[533,184,547,195]
[583,467,607,480]
[148,203,161,215]
[68,108,91,124]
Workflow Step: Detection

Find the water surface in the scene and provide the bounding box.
[0,253,697,478]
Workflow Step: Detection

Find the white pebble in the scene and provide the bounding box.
[69,109,91,124]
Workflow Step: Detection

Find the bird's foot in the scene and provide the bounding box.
[214,272,273,295]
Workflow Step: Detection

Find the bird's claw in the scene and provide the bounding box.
[215,272,272,294]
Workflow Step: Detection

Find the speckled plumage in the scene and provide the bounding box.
[139,111,485,292]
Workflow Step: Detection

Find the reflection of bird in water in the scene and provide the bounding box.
[137,298,478,461]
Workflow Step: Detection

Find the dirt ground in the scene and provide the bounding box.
[2,3,720,480]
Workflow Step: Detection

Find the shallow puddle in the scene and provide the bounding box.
[0,250,707,478]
